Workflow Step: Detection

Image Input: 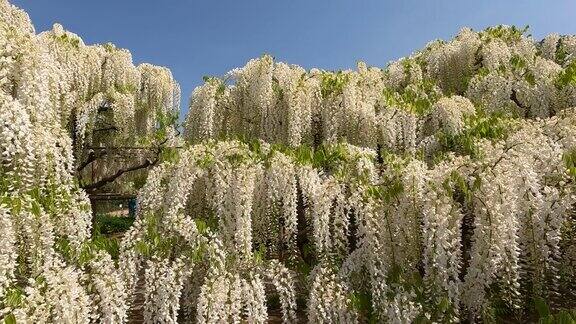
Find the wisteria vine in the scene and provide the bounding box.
[1,0,576,322]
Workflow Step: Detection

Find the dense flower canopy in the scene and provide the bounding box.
[1,0,576,323]
[177,25,576,323]
[0,0,177,322]
[35,23,181,147]
[37,15,181,193]
[185,28,576,153]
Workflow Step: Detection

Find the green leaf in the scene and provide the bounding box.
[438,297,451,313]
[4,313,16,324]
[534,297,550,318]
[253,244,266,263]
[554,310,575,324]
[5,287,23,308]
[195,219,207,234]
[524,71,536,85]
[31,200,42,217]
[135,241,149,256]
[350,291,372,313]
[557,61,576,87]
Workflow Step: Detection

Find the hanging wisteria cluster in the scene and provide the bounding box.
[130,121,576,322]
[36,16,181,193]
[176,25,576,323]
[185,27,576,153]
[0,0,177,322]
[35,23,181,147]
[2,0,576,322]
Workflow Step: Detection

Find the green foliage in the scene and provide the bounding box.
[245,137,376,181]
[85,234,121,262]
[510,54,528,70]
[114,83,138,94]
[134,212,180,259]
[510,54,536,85]
[563,148,576,180]
[202,76,227,96]
[556,60,576,88]
[194,219,208,235]
[159,146,180,164]
[132,172,149,190]
[524,70,536,86]
[226,151,251,167]
[253,244,267,264]
[535,297,551,318]
[350,290,377,323]
[445,170,480,204]
[133,213,211,264]
[436,110,512,159]
[54,32,81,48]
[194,217,218,235]
[321,71,349,98]
[294,247,313,276]
[3,286,24,308]
[28,180,74,219]
[401,59,416,80]
[3,313,16,324]
[202,75,216,83]
[476,66,490,78]
[309,144,350,171]
[534,297,576,324]
[54,236,73,261]
[272,76,284,101]
[344,264,461,323]
[482,25,530,43]
[556,39,571,63]
[381,79,441,115]
[366,178,404,204]
[54,233,122,266]
[93,213,135,235]
[103,42,116,53]
[154,109,179,143]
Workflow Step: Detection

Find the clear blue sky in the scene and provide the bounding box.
[12,0,576,119]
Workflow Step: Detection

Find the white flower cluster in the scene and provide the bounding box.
[1,0,92,253]
[121,140,380,322]
[144,257,188,323]
[0,205,16,298]
[195,266,268,323]
[3,0,576,321]
[430,96,476,135]
[11,261,92,324]
[173,25,576,320]
[32,20,180,194]
[127,114,575,320]
[36,24,180,148]
[265,260,297,323]
[185,25,576,157]
[86,252,129,323]
[0,1,179,323]
[308,265,357,323]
